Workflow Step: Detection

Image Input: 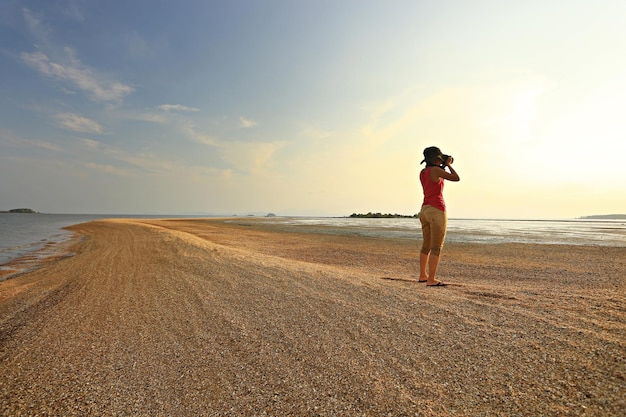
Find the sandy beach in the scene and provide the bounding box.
[0,218,624,416]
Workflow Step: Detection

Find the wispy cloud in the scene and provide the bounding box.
[21,48,134,103]
[56,112,104,134]
[158,104,200,112]
[74,138,175,175]
[79,138,100,148]
[115,104,200,125]
[77,144,233,181]
[115,109,168,124]
[21,8,131,103]
[219,140,285,173]
[81,161,130,177]
[62,2,87,22]
[181,123,218,146]
[22,8,51,42]
[239,116,258,128]
[180,123,284,174]
[124,31,160,59]
[1,128,62,152]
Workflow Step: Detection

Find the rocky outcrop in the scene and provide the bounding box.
[0,208,38,214]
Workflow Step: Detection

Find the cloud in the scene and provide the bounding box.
[239,116,258,128]
[21,48,134,103]
[62,2,87,22]
[124,32,158,59]
[180,123,284,174]
[114,104,199,125]
[79,138,100,148]
[116,109,169,124]
[23,8,51,42]
[56,112,104,134]
[72,137,235,181]
[219,141,285,173]
[0,128,62,152]
[158,104,200,112]
[73,138,174,175]
[81,162,130,176]
[182,123,218,146]
[301,126,333,140]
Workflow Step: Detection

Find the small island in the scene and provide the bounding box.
[578,214,626,220]
[0,208,39,214]
[349,212,418,218]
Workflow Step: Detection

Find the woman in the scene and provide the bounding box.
[418,146,460,287]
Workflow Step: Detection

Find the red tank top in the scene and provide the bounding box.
[420,166,446,212]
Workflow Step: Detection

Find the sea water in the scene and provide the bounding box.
[1,214,625,267]
[245,217,626,247]
[0,213,107,266]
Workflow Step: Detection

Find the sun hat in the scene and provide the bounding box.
[420,146,443,164]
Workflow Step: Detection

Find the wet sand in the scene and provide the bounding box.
[1,218,624,416]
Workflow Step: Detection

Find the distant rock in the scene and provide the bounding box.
[266,213,277,217]
[1,208,38,214]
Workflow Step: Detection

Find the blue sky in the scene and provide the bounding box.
[1,0,625,218]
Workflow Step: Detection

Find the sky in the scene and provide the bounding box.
[1,0,625,219]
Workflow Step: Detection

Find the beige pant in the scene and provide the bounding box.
[419,205,447,256]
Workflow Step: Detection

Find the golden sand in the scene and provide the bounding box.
[1,218,624,416]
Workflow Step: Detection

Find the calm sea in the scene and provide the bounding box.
[250,217,626,247]
[1,214,625,267]
[0,213,202,267]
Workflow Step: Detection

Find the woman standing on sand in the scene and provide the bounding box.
[418,146,460,287]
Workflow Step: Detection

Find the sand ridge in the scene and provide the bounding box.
[0,218,624,416]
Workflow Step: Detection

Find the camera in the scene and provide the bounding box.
[441,154,452,166]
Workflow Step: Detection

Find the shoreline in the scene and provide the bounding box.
[1,218,624,415]
[0,235,82,283]
[0,214,626,272]
[1,215,624,271]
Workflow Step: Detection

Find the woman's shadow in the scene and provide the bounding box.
[381,277,420,283]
